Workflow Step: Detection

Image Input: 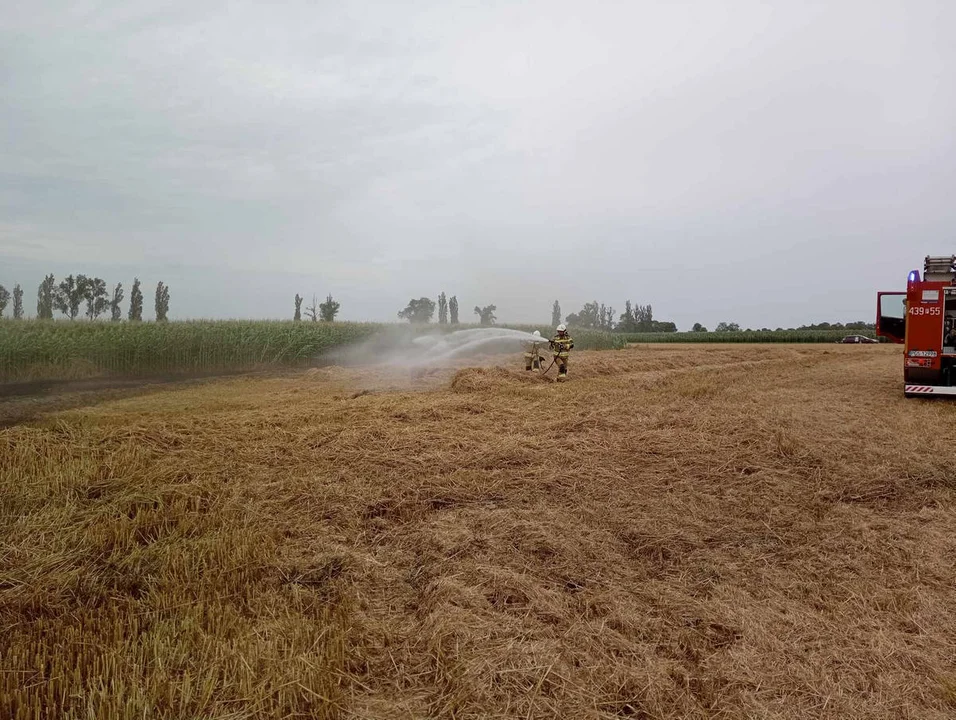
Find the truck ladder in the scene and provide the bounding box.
[923,255,956,283]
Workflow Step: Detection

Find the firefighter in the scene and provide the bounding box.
[524,330,546,371]
[549,324,574,381]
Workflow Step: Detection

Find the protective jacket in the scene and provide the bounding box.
[550,334,574,358]
[523,339,546,370]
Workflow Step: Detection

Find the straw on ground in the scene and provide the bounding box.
[1,344,954,719]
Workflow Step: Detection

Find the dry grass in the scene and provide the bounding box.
[2,344,955,719]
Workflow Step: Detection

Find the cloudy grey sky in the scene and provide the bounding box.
[2,0,954,328]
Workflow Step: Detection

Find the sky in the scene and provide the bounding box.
[2,0,954,329]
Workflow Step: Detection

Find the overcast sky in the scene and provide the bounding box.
[2,0,954,329]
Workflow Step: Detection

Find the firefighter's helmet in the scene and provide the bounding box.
[556,324,567,333]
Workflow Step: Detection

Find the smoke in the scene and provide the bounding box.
[317,327,550,370]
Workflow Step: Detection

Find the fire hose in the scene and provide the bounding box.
[539,348,557,377]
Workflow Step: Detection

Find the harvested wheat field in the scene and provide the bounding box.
[2,344,956,719]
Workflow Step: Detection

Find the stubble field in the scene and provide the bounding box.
[2,344,955,719]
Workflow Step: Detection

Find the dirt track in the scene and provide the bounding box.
[0,370,278,428]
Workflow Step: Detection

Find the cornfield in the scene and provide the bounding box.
[620,329,879,344]
[0,321,874,384]
[0,321,634,383]
[0,320,383,382]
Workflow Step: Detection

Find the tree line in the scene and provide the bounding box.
[0,275,169,321]
[560,299,677,333]
[387,295,678,331]
[393,293,501,326]
[6,279,871,332]
[293,293,340,322]
[396,294,459,324]
[689,320,876,333]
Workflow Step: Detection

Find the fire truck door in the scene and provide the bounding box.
[877,292,906,343]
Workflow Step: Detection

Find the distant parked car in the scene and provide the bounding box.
[838,335,879,344]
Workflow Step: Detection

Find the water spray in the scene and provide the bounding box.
[316,327,554,373]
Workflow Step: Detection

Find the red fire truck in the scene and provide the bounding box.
[877,255,956,397]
